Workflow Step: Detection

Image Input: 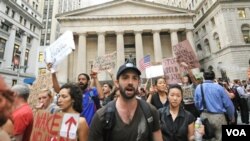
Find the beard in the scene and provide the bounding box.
[79,83,88,91]
[119,84,137,100]
[0,114,8,126]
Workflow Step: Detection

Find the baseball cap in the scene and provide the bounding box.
[116,63,141,79]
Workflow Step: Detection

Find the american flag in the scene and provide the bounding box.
[139,55,151,72]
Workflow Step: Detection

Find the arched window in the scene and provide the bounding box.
[241,24,250,43]
[197,44,202,51]
[204,39,211,54]
[213,32,221,50]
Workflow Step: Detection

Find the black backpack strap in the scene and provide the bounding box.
[103,100,116,141]
[138,99,153,141]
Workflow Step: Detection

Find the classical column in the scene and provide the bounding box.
[76,33,87,75]
[20,33,27,71]
[170,29,179,56]
[153,30,162,62]
[26,37,38,74]
[97,32,105,56]
[186,29,196,52]
[135,30,144,68]
[116,31,125,68]
[3,25,17,68]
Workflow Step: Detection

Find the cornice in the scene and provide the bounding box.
[57,13,195,21]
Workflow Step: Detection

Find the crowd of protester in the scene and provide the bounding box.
[0,62,250,141]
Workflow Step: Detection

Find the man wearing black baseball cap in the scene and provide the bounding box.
[89,62,163,141]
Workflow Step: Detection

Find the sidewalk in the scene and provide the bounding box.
[237,111,250,125]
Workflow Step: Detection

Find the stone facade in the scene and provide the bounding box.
[0,0,43,85]
[56,0,195,82]
[193,0,250,80]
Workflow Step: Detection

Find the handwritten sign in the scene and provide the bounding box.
[145,65,164,78]
[28,73,53,110]
[92,51,117,72]
[60,114,79,139]
[30,110,80,141]
[44,31,75,70]
[182,84,194,104]
[162,57,181,84]
[173,40,200,69]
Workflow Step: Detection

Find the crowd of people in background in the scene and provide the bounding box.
[0,63,250,141]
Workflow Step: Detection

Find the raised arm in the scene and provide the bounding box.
[90,71,104,100]
[180,62,198,85]
[47,63,60,93]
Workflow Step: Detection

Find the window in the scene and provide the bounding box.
[20,16,23,24]
[33,26,36,32]
[241,24,250,43]
[38,52,44,62]
[1,23,9,32]
[0,38,6,59]
[24,49,29,71]
[12,44,20,68]
[5,6,10,15]
[197,44,202,51]
[213,33,221,50]
[204,39,211,54]
[238,8,246,18]
[27,37,31,43]
[211,18,215,27]
[195,32,199,38]
[11,10,15,18]
[30,23,32,30]
[24,19,27,26]
[15,31,21,38]
[202,25,206,34]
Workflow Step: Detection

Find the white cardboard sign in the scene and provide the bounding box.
[59,113,79,139]
[44,31,75,69]
[145,65,164,78]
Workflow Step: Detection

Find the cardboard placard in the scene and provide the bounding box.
[30,111,79,141]
[92,51,117,72]
[162,57,182,84]
[28,73,53,110]
[44,31,75,71]
[145,65,164,78]
[173,40,200,69]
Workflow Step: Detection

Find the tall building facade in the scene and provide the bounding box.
[189,0,250,80]
[0,0,43,86]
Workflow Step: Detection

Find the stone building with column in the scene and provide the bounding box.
[191,0,250,81]
[56,0,196,83]
[0,0,43,85]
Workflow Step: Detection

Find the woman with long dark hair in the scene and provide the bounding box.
[57,83,89,141]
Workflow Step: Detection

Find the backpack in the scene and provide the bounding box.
[103,99,154,141]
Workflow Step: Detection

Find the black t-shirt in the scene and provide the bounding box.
[151,93,168,109]
[159,106,195,141]
[88,100,161,141]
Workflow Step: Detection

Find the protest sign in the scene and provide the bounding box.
[92,51,117,72]
[162,57,182,84]
[28,73,53,110]
[30,110,80,141]
[145,65,164,78]
[44,31,75,71]
[173,40,200,69]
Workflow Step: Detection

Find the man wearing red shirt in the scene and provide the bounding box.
[11,84,33,141]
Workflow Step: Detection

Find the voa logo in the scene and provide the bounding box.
[226,129,246,136]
